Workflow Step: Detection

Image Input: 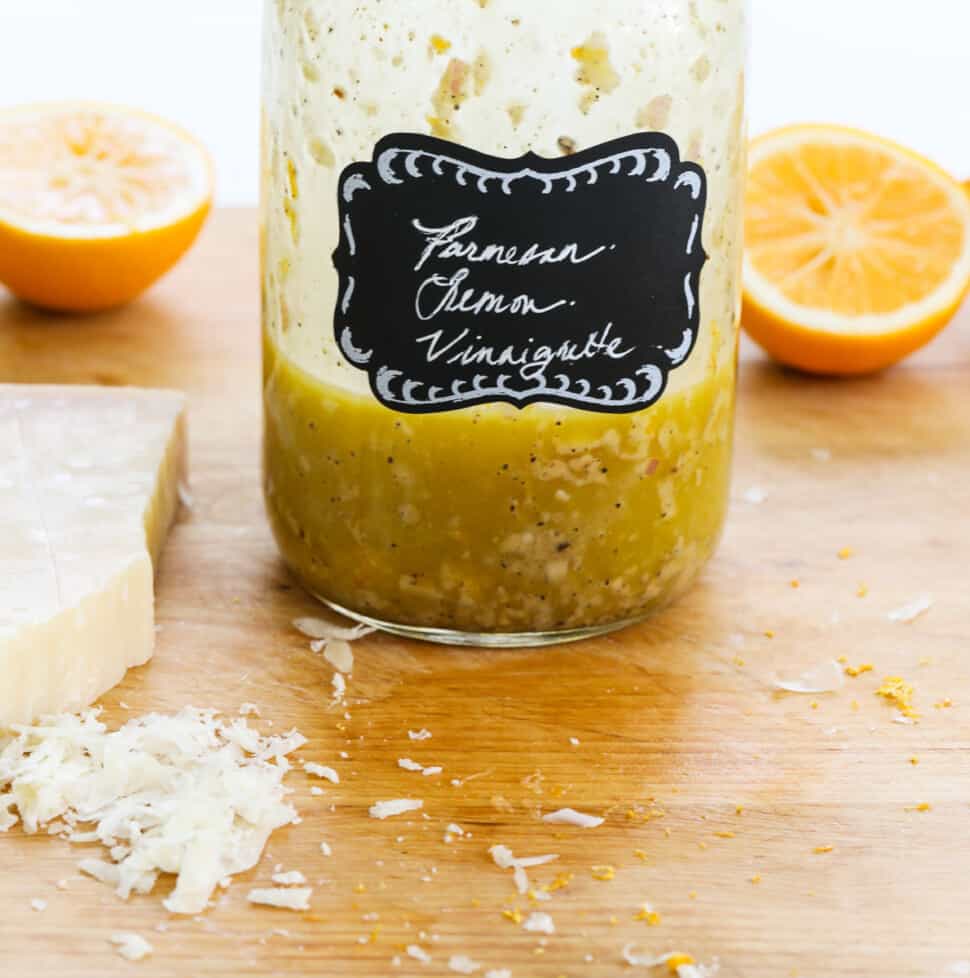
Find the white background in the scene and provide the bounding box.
[1,0,965,205]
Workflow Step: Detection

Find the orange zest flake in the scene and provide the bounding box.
[764,630,776,639]
[935,698,954,709]
[910,802,933,813]
[749,874,762,884]
[353,883,367,894]
[876,676,919,718]
[666,955,696,974]
[633,849,649,862]
[734,655,747,667]
[909,756,920,766]
[544,872,574,893]
[714,831,736,839]
[735,805,745,815]
[790,579,801,589]
[813,845,834,855]
[633,904,662,926]
[502,908,523,925]
[857,583,869,598]
[591,865,616,881]
[837,547,854,560]
[429,34,452,54]
[845,663,874,678]
[369,925,381,943]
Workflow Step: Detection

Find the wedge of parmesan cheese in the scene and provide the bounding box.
[0,385,186,726]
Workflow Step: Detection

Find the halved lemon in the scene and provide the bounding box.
[0,102,213,312]
[743,124,970,375]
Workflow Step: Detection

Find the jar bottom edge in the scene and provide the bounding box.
[313,593,645,649]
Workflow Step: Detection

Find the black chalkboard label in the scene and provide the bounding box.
[333,132,707,415]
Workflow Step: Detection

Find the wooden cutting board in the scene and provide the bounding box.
[2,210,969,978]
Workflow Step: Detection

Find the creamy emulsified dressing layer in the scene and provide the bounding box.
[262,0,747,634]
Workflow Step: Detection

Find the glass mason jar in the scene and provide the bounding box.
[261,1,747,646]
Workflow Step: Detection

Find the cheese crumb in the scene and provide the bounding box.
[449,954,481,974]
[293,617,375,642]
[407,945,432,964]
[0,708,303,915]
[888,596,933,624]
[30,898,47,912]
[272,870,307,886]
[110,933,153,961]
[247,887,312,911]
[522,912,555,935]
[305,762,340,784]
[772,660,844,695]
[541,808,604,829]
[369,799,423,819]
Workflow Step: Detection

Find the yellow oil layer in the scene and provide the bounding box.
[264,333,735,634]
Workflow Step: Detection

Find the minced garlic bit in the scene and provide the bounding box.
[370,799,423,820]
[591,864,616,881]
[888,595,933,624]
[522,911,555,935]
[110,933,153,962]
[541,808,604,829]
[876,677,919,718]
[0,708,303,915]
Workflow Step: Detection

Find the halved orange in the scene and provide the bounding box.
[743,125,970,375]
[0,102,213,312]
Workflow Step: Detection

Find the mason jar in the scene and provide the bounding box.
[261,0,748,646]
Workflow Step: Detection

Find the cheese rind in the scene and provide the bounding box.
[0,385,186,726]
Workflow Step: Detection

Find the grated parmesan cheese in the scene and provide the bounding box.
[318,639,354,674]
[409,729,433,741]
[407,945,432,964]
[542,808,604,828]
[272,870,307,885]
[110,933,153,962]
[30,898,47,912]
[247,887,312,911]
[370,799,423,819]
[0,708,303,914]
[293,617,376,642]
[398,758,424,772]
[304,762,340,784]
[449,954,482,974]
[484,971,512,978]
[888,596,933,624]
[522,912,555,935]
[772,660,844,695]
[489,845,559,895]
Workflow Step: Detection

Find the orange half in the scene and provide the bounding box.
[0,102,214,312]
[743,125,970,375]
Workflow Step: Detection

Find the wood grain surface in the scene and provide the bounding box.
[2,209,970,978]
